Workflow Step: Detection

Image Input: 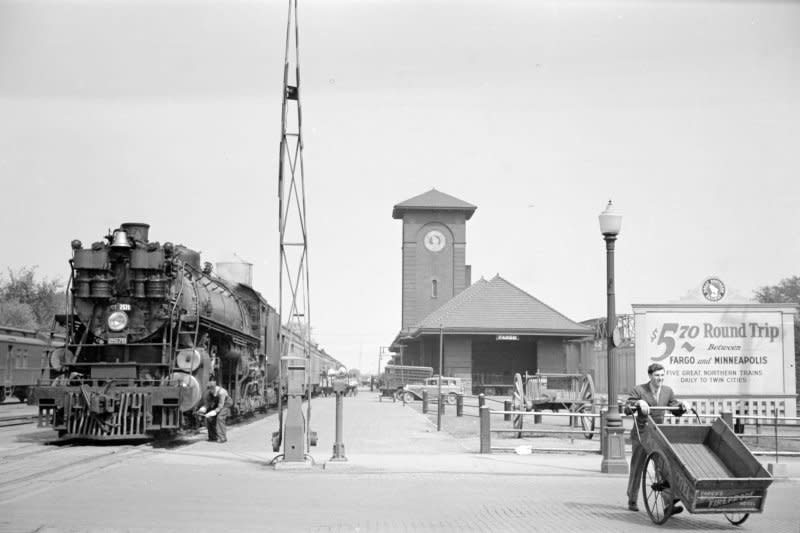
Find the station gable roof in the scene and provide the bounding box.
[392,188,477,220]
[404,275,593,338]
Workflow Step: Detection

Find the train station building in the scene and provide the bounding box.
[389,189,593,394]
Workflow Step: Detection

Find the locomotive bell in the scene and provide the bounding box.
[111,229,131,248]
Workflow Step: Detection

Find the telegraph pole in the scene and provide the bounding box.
[274,0,314,466]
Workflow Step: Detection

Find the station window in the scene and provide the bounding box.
[431,279,438,299]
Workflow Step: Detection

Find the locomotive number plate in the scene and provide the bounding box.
[107,336,127,345]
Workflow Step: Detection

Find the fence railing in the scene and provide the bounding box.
[386,390,800,459]
[476,406,800,458]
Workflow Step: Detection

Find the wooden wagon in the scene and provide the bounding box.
[637,407,773,526]
[516,372,597,439]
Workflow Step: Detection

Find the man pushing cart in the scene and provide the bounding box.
[624,363,773,526]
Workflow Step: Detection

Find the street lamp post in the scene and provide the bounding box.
[598,200,629,474]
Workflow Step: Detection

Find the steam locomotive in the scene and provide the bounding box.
[33,223,340,440]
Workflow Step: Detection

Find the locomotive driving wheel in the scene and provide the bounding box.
[642,450,675,525]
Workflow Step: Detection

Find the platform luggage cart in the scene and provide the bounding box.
[521,372,597,439]
[636,406,773,526]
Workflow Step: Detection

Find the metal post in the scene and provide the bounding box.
[330,388,347,462]
[479,405,491,453]
[601,232,628,474]
[437,325,443,432]
[438,393,445,421]
[504,400,512,421]
[422,390,428,414]
[478,393,485,408]
[774,410,779,464]
[456,394,463,417]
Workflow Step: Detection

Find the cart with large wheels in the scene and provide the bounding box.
[636,407,773,526]
[521,372,597,439]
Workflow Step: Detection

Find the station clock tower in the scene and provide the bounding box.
[392,189,477,331]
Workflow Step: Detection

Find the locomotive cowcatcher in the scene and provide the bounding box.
[33,223,274,440]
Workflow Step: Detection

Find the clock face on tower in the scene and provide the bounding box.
[424,230,446,252]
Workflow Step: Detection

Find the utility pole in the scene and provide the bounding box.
[273,0,314,466]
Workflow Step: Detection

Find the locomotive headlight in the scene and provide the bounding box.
[107,311,129,332]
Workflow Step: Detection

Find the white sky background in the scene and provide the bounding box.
[1,0,798,372]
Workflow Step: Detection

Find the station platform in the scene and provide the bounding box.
[179,389,800,478]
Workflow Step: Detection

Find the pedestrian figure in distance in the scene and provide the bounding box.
[197,381,232,443]
[624,363,688,513]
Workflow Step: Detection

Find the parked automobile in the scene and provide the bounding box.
[402,376,463,404]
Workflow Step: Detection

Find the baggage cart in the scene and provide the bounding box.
[635,407,773,526]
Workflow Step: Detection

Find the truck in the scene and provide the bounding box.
[378,364,433,400]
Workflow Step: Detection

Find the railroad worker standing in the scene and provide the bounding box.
[198,381,232,443]
[624,363,688,513]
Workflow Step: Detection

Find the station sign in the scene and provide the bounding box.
[496,335,519,341]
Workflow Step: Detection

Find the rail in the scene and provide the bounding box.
[0,414,37,428]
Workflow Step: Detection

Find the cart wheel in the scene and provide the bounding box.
[512,374,524,434]
[403,392,415,403]
[642,450,675,525]
[447,393,457,405]
[578,373,596,405]
[724,513,749,526]
[578,404,595,439]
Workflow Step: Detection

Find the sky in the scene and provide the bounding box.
[1,0,798,373]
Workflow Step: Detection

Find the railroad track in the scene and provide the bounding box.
[0,414,36,428]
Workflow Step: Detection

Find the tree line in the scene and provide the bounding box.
[0,267,66,332]
[1,267,798,348]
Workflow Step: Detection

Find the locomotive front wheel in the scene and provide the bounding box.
[724,513,749,526]
[642,450,675,525]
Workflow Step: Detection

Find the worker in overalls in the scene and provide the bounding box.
[198,381,232,443]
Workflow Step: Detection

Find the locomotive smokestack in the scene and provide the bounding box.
[121,223,150,244]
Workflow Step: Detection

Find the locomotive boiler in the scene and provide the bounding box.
[34,223,274,440]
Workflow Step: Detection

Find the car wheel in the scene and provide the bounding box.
[447,393,457,405]
[403,392,415,403]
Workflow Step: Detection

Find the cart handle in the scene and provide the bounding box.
[630,405,702,441]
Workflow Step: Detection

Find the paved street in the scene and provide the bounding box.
[1,393,799,532]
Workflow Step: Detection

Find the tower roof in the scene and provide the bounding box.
[392,188,477,220]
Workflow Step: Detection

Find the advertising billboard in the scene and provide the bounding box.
[633,305,796,398]
[640,311,783,395]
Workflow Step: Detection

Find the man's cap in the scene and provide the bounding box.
[207,380,217,388]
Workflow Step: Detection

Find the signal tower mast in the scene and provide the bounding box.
[273,0,315,465]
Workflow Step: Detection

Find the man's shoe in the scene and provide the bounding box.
[670,505,683,516]
[627,502,639,512]
[217,438,227,443]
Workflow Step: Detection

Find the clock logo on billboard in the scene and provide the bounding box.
[702,277,726,302]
